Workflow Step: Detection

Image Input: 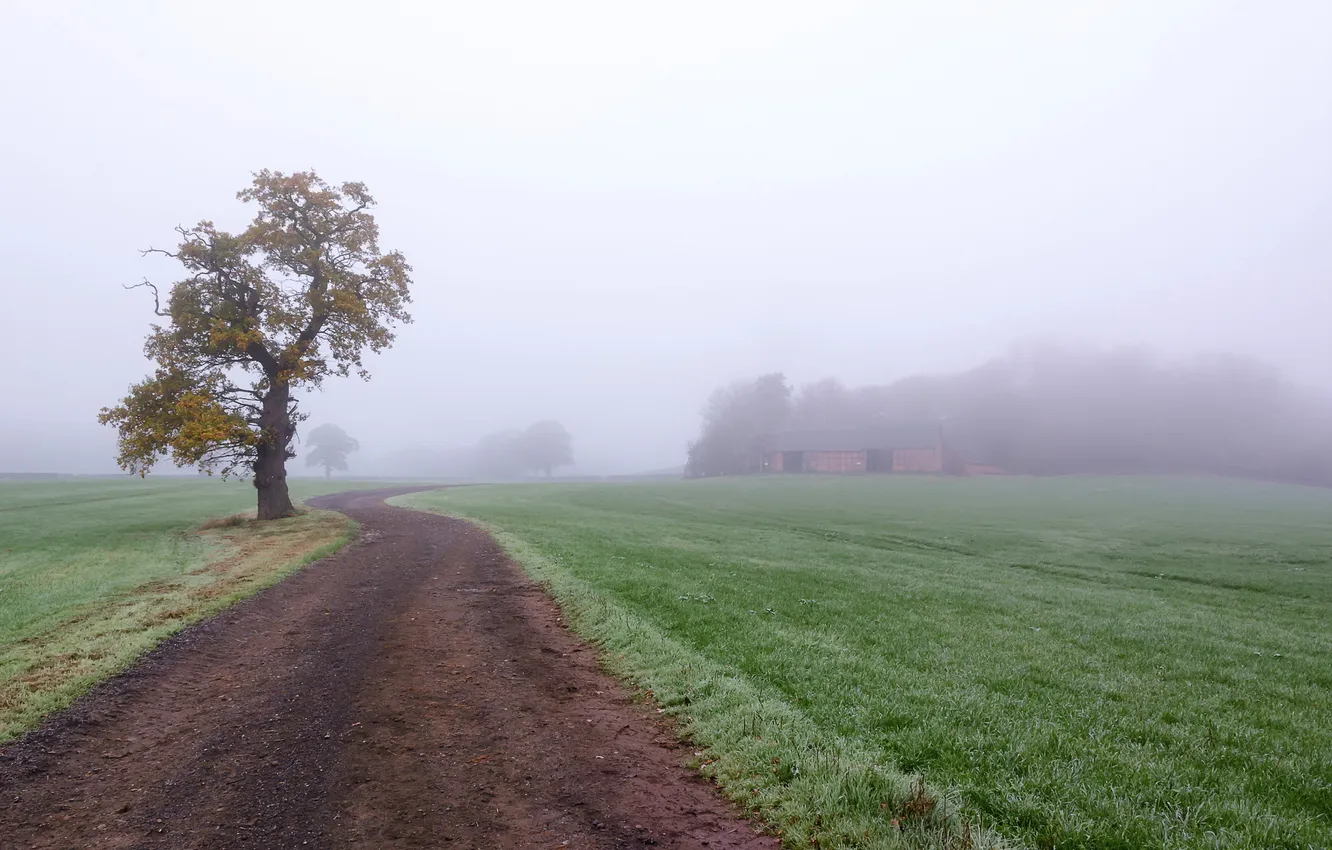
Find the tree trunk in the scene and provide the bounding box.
[325,465,331,480]
[254,383,297,521]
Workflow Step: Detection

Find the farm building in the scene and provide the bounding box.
[761,423,946,474]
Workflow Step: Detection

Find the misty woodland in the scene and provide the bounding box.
[687,345,1332,484]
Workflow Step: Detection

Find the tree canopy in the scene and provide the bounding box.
[516,420,574,477]
[305,423,361,478]
[687,344,1332,484]
[99,170,412,518]
[685,373,790,477]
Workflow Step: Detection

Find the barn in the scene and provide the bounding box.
[760,423,945,474]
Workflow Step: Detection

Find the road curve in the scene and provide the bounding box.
[0,488,776,849]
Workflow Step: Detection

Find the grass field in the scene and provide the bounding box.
[395,476,1332,850]
[0,477,385,740]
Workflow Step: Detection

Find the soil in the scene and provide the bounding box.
[0,488,779,850]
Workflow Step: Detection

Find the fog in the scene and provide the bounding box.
[687,344,1332,484]
[3,2,1330,477]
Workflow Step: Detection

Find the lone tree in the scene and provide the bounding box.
[100,170,413,519]
[517,420,574,477]
[305,423,360,479]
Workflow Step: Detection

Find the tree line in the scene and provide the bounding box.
[687,343,1332,485]
[469,420,574,479]
[379,420,575,481]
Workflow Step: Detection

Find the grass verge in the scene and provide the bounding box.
[0,478,362,741]
[400,500,1012,850]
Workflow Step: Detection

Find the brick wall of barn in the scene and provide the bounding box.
[892,448,942,472]
[805,451,867,473]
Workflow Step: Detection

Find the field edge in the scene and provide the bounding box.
[0,508,359,743]
[393,495,1019,850]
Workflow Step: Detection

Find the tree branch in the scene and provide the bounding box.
[124,279,169,317]
[140,246,181,260]
[289,266,329,360]
[246,341,280,378]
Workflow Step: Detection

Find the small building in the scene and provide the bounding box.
[761,423,946,474]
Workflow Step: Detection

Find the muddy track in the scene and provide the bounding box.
[0,488,777,849]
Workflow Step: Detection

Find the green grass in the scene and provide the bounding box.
[394,476,1332,850]
[0,476,388,740]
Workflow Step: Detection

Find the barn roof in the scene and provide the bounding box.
[762,423,940,452]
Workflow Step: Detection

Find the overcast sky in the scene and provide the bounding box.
[2,1,1330,474]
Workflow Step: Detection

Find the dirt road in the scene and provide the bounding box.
[0,489,777,849]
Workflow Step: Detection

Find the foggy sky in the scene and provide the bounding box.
[3,1,1330,475]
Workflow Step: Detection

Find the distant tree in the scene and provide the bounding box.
[305,424,360,479]
[686,373,790,476]
[517,420,574,477]
[99,170,413,519]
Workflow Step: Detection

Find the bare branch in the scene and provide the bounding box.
[124,279,169,317]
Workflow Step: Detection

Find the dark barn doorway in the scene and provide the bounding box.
[781,451,805,472]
